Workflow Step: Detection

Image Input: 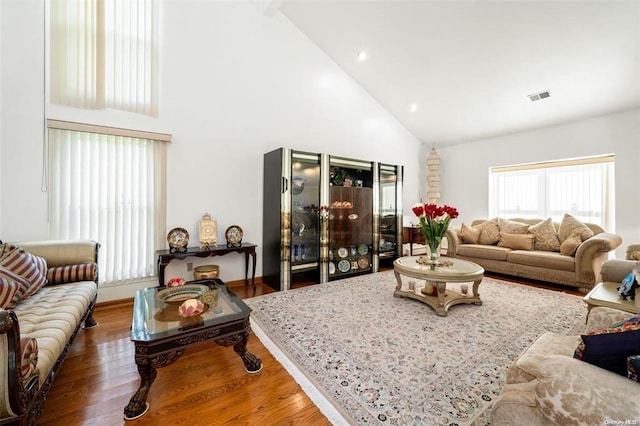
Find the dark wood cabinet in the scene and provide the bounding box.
[403,226,425,256]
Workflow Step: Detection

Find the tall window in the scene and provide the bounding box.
[47,121,168,283]
[49,0,158,116]
[489,155,615,230]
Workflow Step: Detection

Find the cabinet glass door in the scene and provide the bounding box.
[379,164,401,260]
[290,153,321,283]
[328,158,373,280]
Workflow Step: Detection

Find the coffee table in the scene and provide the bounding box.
[124,279,262,420]
[393,256,484,316]
[583,281,640,319]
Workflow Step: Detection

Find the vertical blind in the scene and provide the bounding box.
[489,156,615,231]
[48,125,167,283]
[49,0,158,116]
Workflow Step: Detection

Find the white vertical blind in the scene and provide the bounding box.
[489,156,615,230]
[48,128,167,283]
[50,0,158,116]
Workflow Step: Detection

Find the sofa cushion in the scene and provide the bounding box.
[459,223,481,244]
[456,244,511,261]
[498,218,530,235]
[47,263,97,285]
[506,250,575,272]
[509,331,582,383]
[498,233,535,250]
[474,218,500,245]
[559,229,582,256]
[0,275,26,309]
[10,281,97,388]
[557,213,594,243]
[527,218,560,252]
[536,355,640,425]
[0,244,48,301]
[574,324,640,376]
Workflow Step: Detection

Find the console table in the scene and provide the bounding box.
[402,226,425,256]
[156,243,257,289]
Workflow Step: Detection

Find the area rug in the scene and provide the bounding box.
[245,271,587,425]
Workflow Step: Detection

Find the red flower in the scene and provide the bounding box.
[411,202,460,259]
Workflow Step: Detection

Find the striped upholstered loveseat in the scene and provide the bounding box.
[0,240,99,424]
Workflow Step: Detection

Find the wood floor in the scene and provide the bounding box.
[37,270,582,425]
[38,280,330,426]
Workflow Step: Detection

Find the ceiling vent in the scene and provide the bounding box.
[528,90,551,102]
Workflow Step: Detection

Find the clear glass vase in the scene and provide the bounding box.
[427,241,442,264]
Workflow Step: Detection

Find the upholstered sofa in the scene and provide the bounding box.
[490,305,640,424]
[446,216,622,293]
[0,240,99,424]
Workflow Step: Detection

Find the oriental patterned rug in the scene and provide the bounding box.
[245,271,587,425]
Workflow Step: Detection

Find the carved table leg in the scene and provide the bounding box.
[124,349,185,420]
[214,331,263,373]
[435,281,448,317]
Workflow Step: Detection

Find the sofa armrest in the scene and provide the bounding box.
[574,232,622,284]
[0,310,38,420]
[536,355,640,423]
[601,259,636,283]
[445,227,462,257]
[586,307,635,332]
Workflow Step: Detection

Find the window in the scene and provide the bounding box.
[489,155,615,230]
[47,120,169,283]
[49,0,158,116]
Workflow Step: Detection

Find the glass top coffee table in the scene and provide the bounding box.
[393,256,485,316]
[124,279,262,420]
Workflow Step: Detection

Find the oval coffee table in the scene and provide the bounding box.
[393,256,484,316]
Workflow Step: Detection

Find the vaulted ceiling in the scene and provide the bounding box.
[277,0,640,146]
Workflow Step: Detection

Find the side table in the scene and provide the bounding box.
[583,281,640,320]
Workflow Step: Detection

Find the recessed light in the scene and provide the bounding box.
[409,103,418,112]
[357,51,368,61]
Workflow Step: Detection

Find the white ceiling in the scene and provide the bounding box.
[277,0,640,146]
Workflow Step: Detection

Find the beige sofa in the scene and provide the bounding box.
[446,217,622,293]
[491,305,640,424]
[0,240,99,424]
[491,257,640,424]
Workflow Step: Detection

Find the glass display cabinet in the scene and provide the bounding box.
[263,148,321,291]
[263,148,403,290]
[327,157,374,281]
[377,164,404,265]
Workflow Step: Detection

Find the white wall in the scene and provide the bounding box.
[438,108,640,258]
[0,1,422,301]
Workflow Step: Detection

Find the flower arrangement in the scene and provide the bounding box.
[412,203,459,262]
[167,277,186,287]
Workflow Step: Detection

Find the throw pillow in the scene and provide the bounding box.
[611,313,640,328]
[0,266,32,305]
[0,245,47,300]
[459,223,481,244]
[574,324,640,376]
[497,218,529,235]
[473,218,500,245]
[0,277,22,309]
[557,213,594,243]
[47,263,97,285]
[560,229,583,256]
[628,355,640,382]
[527,218,561,252]
[497,233,535,250]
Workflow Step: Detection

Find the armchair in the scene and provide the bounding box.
[490,306,640,425]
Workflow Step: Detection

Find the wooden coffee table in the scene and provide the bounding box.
[583,281,640,319]
[393,256,484,316]
[124,279,262,420]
